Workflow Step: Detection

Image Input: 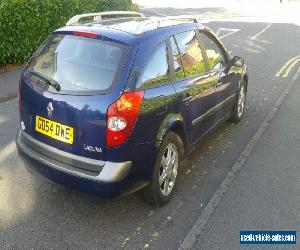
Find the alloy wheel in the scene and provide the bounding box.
[237,86,246,118]
[159,143,179,196]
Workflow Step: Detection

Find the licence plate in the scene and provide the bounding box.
[35,115,74,144]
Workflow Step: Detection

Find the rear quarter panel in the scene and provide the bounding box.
[125,30,187,146]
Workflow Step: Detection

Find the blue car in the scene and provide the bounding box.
[16,11,248,205]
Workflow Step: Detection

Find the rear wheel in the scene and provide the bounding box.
[229,81,246,123]
[142,131,184,206]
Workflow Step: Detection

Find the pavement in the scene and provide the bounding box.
[1,3,300,250]
[0,69,21,103]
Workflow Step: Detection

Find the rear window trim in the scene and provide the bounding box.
[25,33,130,96]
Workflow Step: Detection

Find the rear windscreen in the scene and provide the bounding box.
[26,34,127,94]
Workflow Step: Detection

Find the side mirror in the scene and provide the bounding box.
[231,56,245,67]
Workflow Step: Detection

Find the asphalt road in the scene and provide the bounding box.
[1,6,300,250]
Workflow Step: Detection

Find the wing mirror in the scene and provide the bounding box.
[230,56,245,67]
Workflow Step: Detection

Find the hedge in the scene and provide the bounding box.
[0,0,134,64]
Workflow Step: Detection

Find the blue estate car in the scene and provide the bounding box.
[16,11,248,205]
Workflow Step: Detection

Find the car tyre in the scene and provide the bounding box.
[229,80,247,123]
[142,131,184,206]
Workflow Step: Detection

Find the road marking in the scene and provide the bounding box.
[275,55,300,77]
[179,66,300,250]
[216,28,240,39]
[251,23,272,40]
[282,57,300,77]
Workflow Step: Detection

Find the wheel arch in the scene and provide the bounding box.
[156,113,188,158]
[242,71,248,92]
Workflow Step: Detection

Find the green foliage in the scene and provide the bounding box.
[0,0,133,64]
[140,74,169,89]
[130,3,139,11]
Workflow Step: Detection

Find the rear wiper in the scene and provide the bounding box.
[27,70,61,91]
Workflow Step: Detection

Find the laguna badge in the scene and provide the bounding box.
[84,144,102,153]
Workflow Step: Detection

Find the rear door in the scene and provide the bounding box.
[169,30,217,144]
[19,33,129,167]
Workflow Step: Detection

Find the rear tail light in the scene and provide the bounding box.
[106,91,144,148]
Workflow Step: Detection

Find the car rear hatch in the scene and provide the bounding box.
[19,30,131,173]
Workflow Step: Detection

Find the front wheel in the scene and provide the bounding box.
[142,131,184,206]
[229,81,247,123]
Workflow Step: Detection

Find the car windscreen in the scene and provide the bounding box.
[26,34,128,94]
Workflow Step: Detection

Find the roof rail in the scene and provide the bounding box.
[156,16,199,24]
[134,16,200,34]
[66,11,145,26]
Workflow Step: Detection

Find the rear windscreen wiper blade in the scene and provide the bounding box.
[27,70,61,91]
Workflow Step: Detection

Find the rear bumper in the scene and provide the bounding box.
[16,129,136,196]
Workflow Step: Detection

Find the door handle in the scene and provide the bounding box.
[182,93,193,103]
[215,81,222,88]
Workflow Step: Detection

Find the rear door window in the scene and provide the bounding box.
[26,34,128,94]
[174,30,206,78]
